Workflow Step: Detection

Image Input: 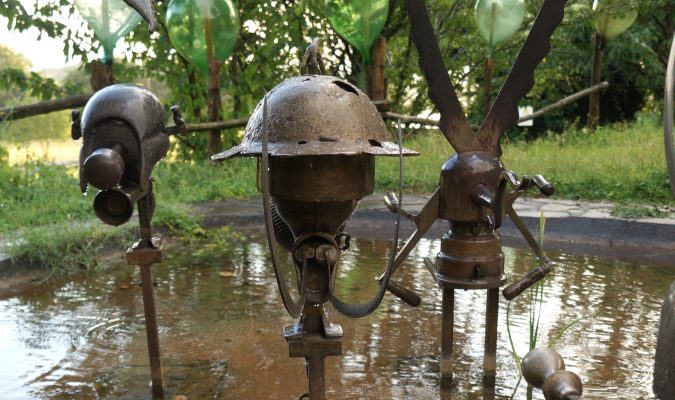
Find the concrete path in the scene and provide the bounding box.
[192,194,675,267]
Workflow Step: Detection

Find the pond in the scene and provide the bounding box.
[1,233,673,399]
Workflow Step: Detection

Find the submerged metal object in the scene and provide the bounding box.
[377,0,567,392]
[212,75,416,160]
[654,281,675,399]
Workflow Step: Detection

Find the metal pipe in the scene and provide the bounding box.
[139,263,164,398]
[441,287,455,382]
[483,288,499,388]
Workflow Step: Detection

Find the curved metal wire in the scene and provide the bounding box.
[261,96,305,318]
[665,33,675,199]
[329,120,405,318]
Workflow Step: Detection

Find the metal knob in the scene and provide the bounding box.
[82,144,125,190]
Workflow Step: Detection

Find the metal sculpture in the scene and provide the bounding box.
[375,0,567,390]
[654,281,675,399]
[522,348,582,400]
[73,84,186,398]
[212,50,416,399]
[664,33,675,198]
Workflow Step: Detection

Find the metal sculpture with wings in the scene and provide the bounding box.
[378,0,568,390]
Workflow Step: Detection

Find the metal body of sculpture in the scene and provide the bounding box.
[664,33,675,197]
[654,281,675,399]
[213,54,416,399]
[374,0,567,392]
[73,84,186,398]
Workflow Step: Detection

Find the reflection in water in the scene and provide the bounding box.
[0,236,673,399]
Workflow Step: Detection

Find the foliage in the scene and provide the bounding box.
[1,0,670,154]
[6,222,135,279]
[0,157,257,234]
[376,116,674,205]
[0,45,82,144]
[611,203,670,219]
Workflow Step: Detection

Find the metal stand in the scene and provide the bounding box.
[434,224,505,391]
[284,304,342,400]
[282,236,343,400]
[126,195,164,398]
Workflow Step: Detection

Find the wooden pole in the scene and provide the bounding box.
[587,33,605,130]
[518,81,609,123]
[0,94,92,121]
[367,37,388,108]
[483,57,493,116]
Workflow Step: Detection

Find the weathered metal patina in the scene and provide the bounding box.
[213,46,416,399]
[374,0,570,393]
[74,84,185,398]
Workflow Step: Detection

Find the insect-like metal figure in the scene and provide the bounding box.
[74,84,185,397]
[376,0,568,390]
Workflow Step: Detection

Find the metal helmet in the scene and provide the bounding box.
[212,75,416,160]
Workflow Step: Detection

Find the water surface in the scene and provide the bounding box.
[1,235,673,399]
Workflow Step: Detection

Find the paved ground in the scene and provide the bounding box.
[3,194,675,277]
[192,193,675,267]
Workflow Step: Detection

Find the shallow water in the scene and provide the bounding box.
[1,235,674,399]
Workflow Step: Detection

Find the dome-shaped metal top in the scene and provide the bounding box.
[212,75,416,160]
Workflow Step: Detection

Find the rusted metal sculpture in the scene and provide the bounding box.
[73,84,186,398]
[522,348,582,400]
[664,33,675,198]
[375,0,567,391]
[213,50,416,399]
[654,281,675,399]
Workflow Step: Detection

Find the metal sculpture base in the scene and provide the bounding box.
[284,303,343,400]
[127,238,164,399]
[432,227,506,395]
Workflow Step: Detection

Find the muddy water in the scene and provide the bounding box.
[1,236,674,399]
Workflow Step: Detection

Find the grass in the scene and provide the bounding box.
[0,116,671,276]
[0,158,257,276]
[376,114,673,206]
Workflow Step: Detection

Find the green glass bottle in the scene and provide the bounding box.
[74,0,142,63]
[166,0,240,74]
[592,0,637,40]
[475,0,525,55]
[325,0,389,64]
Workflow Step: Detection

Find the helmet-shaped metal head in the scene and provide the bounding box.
[78,84,170,194]
[212,75,416,160]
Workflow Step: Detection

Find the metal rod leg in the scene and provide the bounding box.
[483,288,499,391]
[139,264,164,398]
[441,287,455,383]
[307,356,326,400]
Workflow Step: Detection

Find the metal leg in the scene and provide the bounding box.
[139,264,164,398]
[441,287,455,383]
[307,356,326,400]
[483,288,499,391]
[286,304,342,400]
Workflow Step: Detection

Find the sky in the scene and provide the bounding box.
[0,23,81,71]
